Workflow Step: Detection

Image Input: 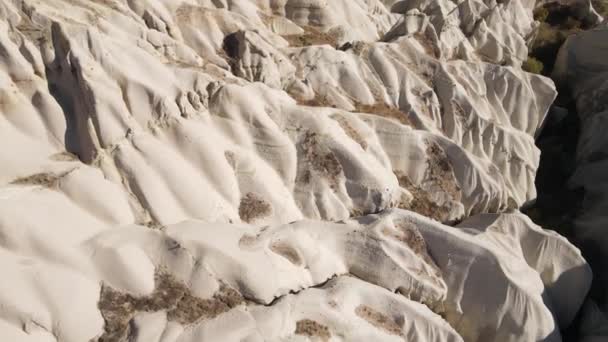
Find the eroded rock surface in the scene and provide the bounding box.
[0,0,597,341]
[551,24,608,341]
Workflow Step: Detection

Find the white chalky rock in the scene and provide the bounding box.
[0,0,593,341]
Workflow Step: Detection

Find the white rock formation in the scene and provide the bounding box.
[0,0,593,341]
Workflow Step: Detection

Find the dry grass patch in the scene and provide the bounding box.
[295,93,412,126]
[167,285,243,325]
[355,305,403,337]
[425,143,461,200]
[353,101,412,126]
[11,173,61,188]
[382,221,443,283]
[395,172,451,222]
[97,272,244,342]
[301,131,343,186]
[332,115,368,150]
[283,26,338,48]
[413,32,437,58]
[295,94,335,108]
[239,192,272,223]
[50,152,79,161]
[394,143,461,223]
[295,319,331,341]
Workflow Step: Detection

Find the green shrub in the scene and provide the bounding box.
[563,17,582,30]
[534,7,549,22]
[523,57,545,74]
[592,0,608,17]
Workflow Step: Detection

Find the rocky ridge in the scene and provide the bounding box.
[0,0,601,341]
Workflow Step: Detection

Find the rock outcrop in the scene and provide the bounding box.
[0,0,597,341]
[552,24,608,341]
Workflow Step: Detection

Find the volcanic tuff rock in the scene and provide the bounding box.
[552,23,608,342]
[0,0,596,341]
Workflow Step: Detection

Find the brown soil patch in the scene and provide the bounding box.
[332,115,368,150]
[395,172,450,222]
[295,319,331,341]
[301,131,343,185]
[283,26,337,48]
[353,101,412,126]
[394,142,461,222]
[425,143,461,201]
[382,222,442,279]
[413,32,437,58]
[11,173,61,188]
[355,305,403,337]
[383,223,426,256]
[294,93,411,127]
[239,193,272,223]
[167,284,243,325]
[295,94,335,108]
[97,272,244,341]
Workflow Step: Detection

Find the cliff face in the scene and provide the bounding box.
[551,25,608,341]
[0,0,598,341]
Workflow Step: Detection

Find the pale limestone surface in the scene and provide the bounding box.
[0,0,594,341]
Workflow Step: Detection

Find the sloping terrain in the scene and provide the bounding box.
[550,24,608,341]
[0,0,600,341]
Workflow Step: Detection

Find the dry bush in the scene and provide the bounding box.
[283,26,338,48]
[353,101,412,126]
[301,131,343,185]
[295,319,331,341]
[393,143,461,223]
[11,173,60,188]
[97,272,244,342]
[239,192,272,223]
[355,305,403,337]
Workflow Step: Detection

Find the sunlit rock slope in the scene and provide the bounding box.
[0,0,595,341]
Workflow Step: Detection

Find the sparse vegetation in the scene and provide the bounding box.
[381,221,443,283]
[528,3,589,76]
[296,94,335,108]
[239,192,272,223]
[413,32,438,58]
[353,101,412,126]
[295,93,412,126]
[522,56,544,74]
[295,319,331,341]
[11,173,61,188]
[534,6,550,22]
[393,143,461,223]
[283,26,338,48]
[301,131,343,185]
[331,114,368,150]
[50,152,79,161]
[97,271,244,342]
[355,305,403,337]
[395,172,451,222]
